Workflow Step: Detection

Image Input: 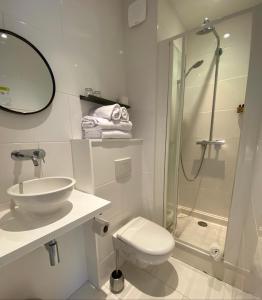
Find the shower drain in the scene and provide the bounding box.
[198,221,208,227]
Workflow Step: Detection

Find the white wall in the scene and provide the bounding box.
[124,0,159,223]
[71,139,143,287]
[123,0,184,226]
[157,0,184,41]
[91,140,143,285]
[179,13,252,218]
[0,0,127,299]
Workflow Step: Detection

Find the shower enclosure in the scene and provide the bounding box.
[163,13,252,257]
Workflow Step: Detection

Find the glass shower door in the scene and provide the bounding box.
[164,37,185,232]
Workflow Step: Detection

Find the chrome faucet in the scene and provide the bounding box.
[11,149,46,166]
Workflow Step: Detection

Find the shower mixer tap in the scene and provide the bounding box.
[196,139,225,146]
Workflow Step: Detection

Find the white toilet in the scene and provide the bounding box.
[113,216,175,266]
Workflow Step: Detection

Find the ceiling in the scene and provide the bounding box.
[170,0,262,29]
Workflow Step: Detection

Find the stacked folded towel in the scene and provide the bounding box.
[82,104,132,139]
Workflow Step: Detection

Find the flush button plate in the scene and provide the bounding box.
[114,157,132,180]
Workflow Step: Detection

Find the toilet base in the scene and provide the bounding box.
[113,235,173,267]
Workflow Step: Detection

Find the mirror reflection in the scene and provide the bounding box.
[0,30,55,114]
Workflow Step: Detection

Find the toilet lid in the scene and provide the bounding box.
[116,217,175,256]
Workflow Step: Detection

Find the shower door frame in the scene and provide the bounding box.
[164,36,187,229]
[155,8,257,278]
[156,8,255,226]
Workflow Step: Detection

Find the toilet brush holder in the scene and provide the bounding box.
[110,269,124,294]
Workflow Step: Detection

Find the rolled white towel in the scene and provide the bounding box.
[93,104,121,121]
[102,130,132,139]
[209,243,223,262]
[82,116,132,131]
[82,129,132,139]
[81,116,98,128]
[121,106,129,122]
[82,128,102,139]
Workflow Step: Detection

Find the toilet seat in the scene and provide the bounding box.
[114,217,175,265]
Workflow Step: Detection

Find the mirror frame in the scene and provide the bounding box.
[0,29,56,115]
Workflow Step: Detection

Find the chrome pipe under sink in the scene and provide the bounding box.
[45,239,60,266]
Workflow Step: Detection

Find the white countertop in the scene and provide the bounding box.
[0,190,110,267]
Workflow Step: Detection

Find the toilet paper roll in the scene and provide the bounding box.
[93,216,110,236]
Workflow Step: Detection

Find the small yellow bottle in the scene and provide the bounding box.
[0,86,11,107]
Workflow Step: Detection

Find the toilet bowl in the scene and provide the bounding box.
[113,216,175,266]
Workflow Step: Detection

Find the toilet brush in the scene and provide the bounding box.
[110,249,125,294]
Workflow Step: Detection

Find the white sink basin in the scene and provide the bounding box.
[7,177,76,215]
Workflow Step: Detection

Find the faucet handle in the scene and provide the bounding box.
[39,149,46,164]
[33,150,46,161]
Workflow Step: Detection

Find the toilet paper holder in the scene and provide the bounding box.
[93,214,110,236]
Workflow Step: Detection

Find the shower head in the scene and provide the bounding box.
[196,17,221,52]
[196,18,214,35]
[197,27,214,35]
[192,60,204,69]
[185,60,204,78]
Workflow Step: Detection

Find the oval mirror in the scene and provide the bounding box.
[0,29,55,114]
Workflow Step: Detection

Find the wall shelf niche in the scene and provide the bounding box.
[80,95,130,109]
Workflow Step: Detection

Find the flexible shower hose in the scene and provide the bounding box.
[175,144,207,224]
[180,144,207,182]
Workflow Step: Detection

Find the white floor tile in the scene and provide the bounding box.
[223,284,259,300]
[145,258,256,300]
[102,278,133,299]
[120,262,183,300]
[69,258,257,300]
[145,257,202,293]
[124,285,183,300]
[69,281,118,300]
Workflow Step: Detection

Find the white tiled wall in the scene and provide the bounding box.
[71,139,143,286]
[92,140,143,285]
[124,0,160,223]
[179,13,252,219]
[121,0,179,226]
[0,0,127,298]
[0,0,127,206]
[157,0,185,41]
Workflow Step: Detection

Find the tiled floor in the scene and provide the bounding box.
[175,214,227,253]
[69,257,257,300]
